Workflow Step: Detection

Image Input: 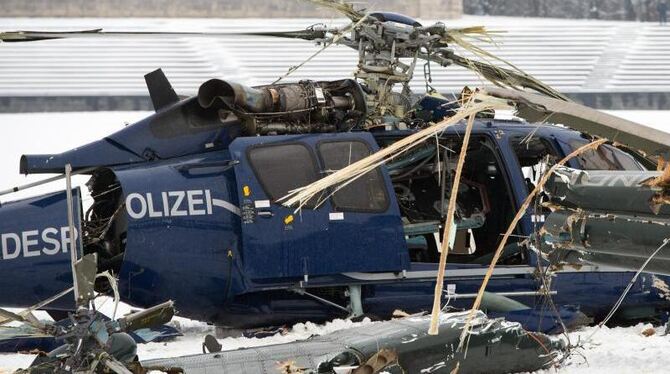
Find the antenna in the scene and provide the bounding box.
[64,164,81,305]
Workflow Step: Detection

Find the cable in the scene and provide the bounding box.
[586,238,670,342]
[272,14,370,84]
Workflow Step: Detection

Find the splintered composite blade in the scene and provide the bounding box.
[450,53,569,102]
[305,0,365,21]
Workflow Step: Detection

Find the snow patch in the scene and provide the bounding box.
[534,323,670,374]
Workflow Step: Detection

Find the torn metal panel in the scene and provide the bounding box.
[555,249,670,277]
[546,167,668,215]
[543,209,670,259]
[143,311,565,374]
[478,87,670,157]
[543,167,670,275]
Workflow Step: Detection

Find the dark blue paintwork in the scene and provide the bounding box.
[20,97,239,174]
[229,133,409,281]
[111,152,244,323]
[0,189,82,309]
[4,112,670,331]
[370,12,422,27]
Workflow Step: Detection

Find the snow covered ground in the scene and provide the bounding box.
[0,298,374,372]
[537,323,670,374]
[0,110,668,373]
[3,301,670,374]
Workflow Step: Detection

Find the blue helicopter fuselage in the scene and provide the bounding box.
[1,113,668,329]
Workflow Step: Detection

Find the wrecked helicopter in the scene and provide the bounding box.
[1,0,669,337]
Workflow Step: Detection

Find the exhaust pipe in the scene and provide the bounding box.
[198,79,273,113]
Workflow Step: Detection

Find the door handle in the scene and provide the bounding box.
[257,211,274,218]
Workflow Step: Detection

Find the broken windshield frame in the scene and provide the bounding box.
[557,136,646,171]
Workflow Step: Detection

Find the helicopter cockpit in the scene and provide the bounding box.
[378,132,520,266]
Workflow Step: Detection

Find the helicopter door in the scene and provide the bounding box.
[229,134,408,280]
[230,136,329,280]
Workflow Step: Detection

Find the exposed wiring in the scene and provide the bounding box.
[531,155,571,347]
[456,138,607,353]
[586,238,670,342]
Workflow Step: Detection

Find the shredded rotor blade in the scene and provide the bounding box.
[439,25,555,97]
[420,22,565,101]
[450,54,569,101]
[304,0,365,21]
[428,110,477,335]
[442,26,511,67]
[478,86,670,157]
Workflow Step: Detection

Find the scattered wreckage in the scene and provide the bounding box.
[1,6,669,334]
[8,279,567,374]
[0,251,178,373]
[145,311,565,374]
[542,167,670,275]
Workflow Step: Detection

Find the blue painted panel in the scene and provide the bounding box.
[212,266,670,331]
[229,133,408,281]
[113,152,245,322]
[0,189,82,309]
[21,98,239,174]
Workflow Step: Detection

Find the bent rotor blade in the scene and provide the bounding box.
[0,287,73,327]
[478,87,670,157]
[450,53,569,102]
[0,307,48,332]
[0,308,26,324]
[0,28,328,43]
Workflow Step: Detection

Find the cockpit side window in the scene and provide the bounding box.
[509,135,559,194]
[247,143,320,207]
[317,140,389,212]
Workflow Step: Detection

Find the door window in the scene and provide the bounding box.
[247,143,320,206]
[318,140,389,212]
